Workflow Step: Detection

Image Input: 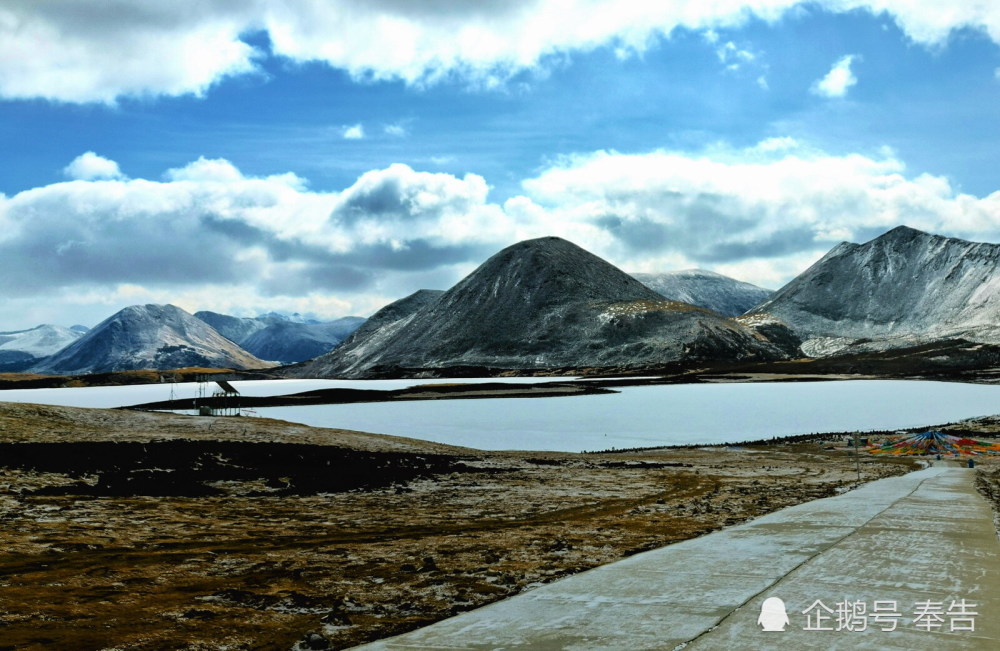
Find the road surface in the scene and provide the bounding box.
[353,465,1000,650]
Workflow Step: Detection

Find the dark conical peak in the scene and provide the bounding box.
[455,236,663,305]
[482,236,606,270]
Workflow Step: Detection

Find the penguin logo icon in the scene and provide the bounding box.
[758,597,790,632]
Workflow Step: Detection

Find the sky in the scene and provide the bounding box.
[3,0,1000,330]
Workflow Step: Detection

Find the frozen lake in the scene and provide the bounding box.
[255,379,999,451]
[3,378,999,452]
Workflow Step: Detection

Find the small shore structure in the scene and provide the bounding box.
[196,378,241,417]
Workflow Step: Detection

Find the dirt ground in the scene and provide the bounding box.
[0,401,976,651]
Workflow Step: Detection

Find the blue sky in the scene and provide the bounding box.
[2,1,1000,330]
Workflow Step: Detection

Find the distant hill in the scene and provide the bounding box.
[193,311,268,344]
[289,237,799,378]
[239,317,366,364]
[0,324,84,372]
[631,269,772,317]
[32,304,271,374]
[194,311,365,364]
[751,226,1000,356]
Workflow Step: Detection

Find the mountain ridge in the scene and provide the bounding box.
[32,304,272,374]
[751,225,1000,355]
[289,237,799,378]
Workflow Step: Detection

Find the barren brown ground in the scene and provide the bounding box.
[0,402,939,650]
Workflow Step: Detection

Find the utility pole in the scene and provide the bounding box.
[853,431,861,485]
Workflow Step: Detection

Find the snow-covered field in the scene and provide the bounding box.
[4,378,999,452]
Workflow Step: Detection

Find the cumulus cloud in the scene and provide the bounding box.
[0,155,515,321]
[3,1,1000,102]
[4,143,1000,327]
[343,124,365,140]
[812,54,859,97]
[0,0,258,103]
[165,156,246,183]
[517,141,1000,278]
[63,152,124,180]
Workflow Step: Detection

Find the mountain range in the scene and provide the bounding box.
[7,226,1000,379]
[194,311,364,364]
[287,237,800,378]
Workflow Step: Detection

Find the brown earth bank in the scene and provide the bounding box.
[4,402,996,650]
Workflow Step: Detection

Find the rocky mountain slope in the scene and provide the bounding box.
[751,226,1000,356]
[194,311,364,364]
[631,270,772,316]
[289,237,800,378]
[0,325,85,371]
[32,304,272,374]
[283,289,444,376]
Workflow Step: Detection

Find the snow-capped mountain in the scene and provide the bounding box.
[0,324,85,371]
[32,304,271,374]
[193,311,269,344]
[751,226,1000,356]
[289,237,799,378]
[194,311,365,364]
[238,316,366,364]
[630,269,773,316]
[256,311,325,324]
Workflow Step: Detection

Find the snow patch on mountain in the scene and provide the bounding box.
[630,269,772,316]
[0,324,84,358]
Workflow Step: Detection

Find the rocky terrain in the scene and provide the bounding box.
[631,269,772,317]
[0,401,927,650]
[752,226,1000,356]
[31,304,272,375]
[290,237,800,378]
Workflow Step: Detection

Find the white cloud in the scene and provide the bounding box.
[5,142,1000,328]
[343,124,365,140]
[716,41,757,71]
[0,1,258,103]
[0,157,517,326]
[4,2,1000,102]
[812,54,859,97]
[384,123,407,137]
[517,141,1000,285]
[166,157,245,183]
[63,152,124,180]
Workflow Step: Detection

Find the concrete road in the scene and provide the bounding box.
[353,466,1000,650]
